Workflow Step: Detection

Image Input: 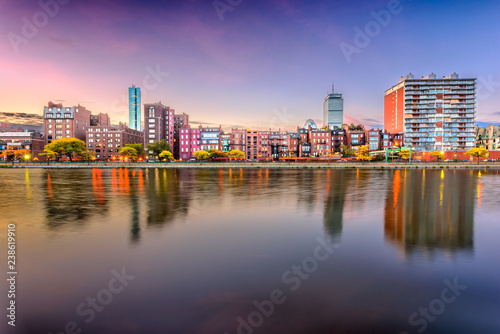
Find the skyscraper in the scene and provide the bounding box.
[129,85,141,131]
[323,86,344,129]
[384,73,476,151]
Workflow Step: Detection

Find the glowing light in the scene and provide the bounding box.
[393,170,401,208]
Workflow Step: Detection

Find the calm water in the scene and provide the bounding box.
[1,168,499,334]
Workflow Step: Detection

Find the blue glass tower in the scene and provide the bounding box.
[129,85,141,131]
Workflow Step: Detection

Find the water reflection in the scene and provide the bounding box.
[43,169,108,228]
[384,169,474,254]
[40,168,478,257]
[323,169,352,240]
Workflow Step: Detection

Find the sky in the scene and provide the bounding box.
[1,0,499,130]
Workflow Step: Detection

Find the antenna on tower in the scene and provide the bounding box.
[332,81,335,94]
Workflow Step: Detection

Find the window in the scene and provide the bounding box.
[66,124,70,128]
[56,119,62,124]
[46,113,53,118]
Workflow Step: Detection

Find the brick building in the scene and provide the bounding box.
[43,102,93,144]
[476,124,499,150]
[0,132,45,160]
[86,124,144,160]
[144,102,174,148]
[179,126,201,161]
[367,129,382,150]
[173,113,189,159]
[385,73,476,151]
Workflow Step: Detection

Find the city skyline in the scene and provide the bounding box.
[1,0,500,130]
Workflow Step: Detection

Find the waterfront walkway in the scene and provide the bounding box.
[2,162,500,169]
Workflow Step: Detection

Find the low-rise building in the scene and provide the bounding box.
[367,129,383,151]
[476,124,499,150]
[86,124,144,160]
[0,131,44,160]
[179,126,201,161]
[200,127,221,151]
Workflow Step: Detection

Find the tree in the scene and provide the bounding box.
[398,148,413,160]
[430,151,444,162]
[341,145,354,157]
[208,148,226,160]
[125,144,145,157]
[227,149,245,159]
[355,145,372,161]
[147,140,171,157]
[1,149,31,161]
[40,149,57,162]
[44,138,86,162]
[193,150,210,160]
[118,146,138,161]
[466,147,488,164]
[159,150,174,161]
[79,150,95,162]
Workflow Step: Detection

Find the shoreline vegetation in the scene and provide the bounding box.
[1,162,500,169]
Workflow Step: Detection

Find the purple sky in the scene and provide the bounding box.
[1,0,499,130]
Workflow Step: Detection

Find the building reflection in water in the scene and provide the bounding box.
[323,169,353,241]
[384,169,474,254]
[43,169,108,229]
[145,168,191,226]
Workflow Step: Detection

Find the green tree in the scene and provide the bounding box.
[147,140,172,157]
[118,146,138,161]
[430,151,444,162]
[40,149,57,161]
[159,150,174,161]
[79,150,95,162]
[194,150,210,160]
[208,148,226,160]
[341,145,354,157]
[44,138,86,162]
[227,149,245,159]
[125,144,145,157]
[355,145,372,161]
[398,148,413,160]
[466,147,488,164]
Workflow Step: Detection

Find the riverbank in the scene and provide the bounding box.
[2,162,500,169]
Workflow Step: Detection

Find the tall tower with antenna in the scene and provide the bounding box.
[323,83,344,129]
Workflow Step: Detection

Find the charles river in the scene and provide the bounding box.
[1,168,499,334]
